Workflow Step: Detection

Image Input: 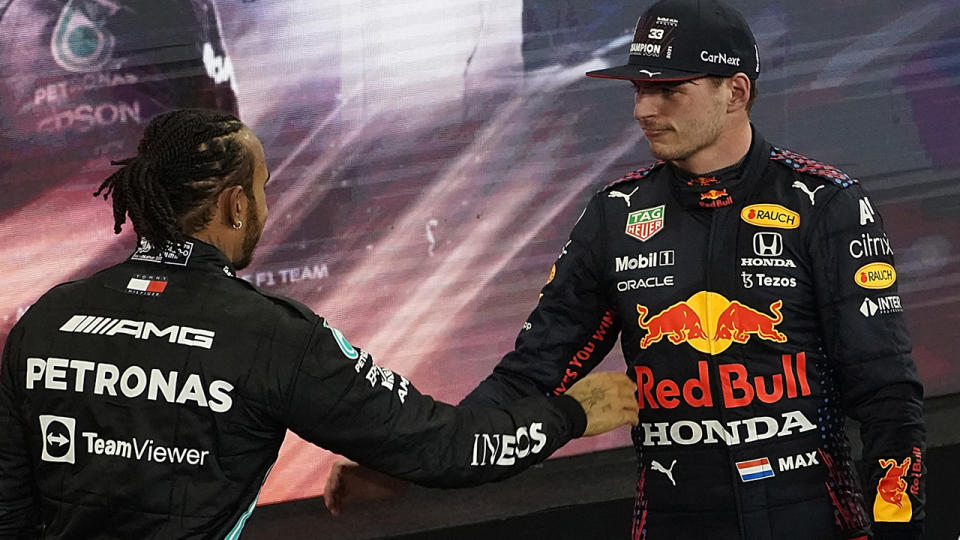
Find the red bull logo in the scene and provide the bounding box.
[687,176,718,187]
[874,457,913,522]
[698,189,733,208]
[637,292,787,354]
[700,189,728,201]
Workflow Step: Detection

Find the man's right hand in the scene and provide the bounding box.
[564,371,639,437]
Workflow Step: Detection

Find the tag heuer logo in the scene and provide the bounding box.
[625,205,665,242]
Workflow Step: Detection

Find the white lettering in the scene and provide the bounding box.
[740,258,796,268]
[119,366,147,398]
[640,411,817,447]
[630,43,662,56]
[63,315,215,349]
[94,363,120,396]
[859,198,876,226]
[24,357,233,412]
[614,251,675,272]
[26,357,46,390]
[471,423,548,466]
[497,435,517,466]
[208,380,234,413]
[848,233,893,259]
[176,374,208,407]
[148,369,178,403]
[700,50,742,66]
[83,432,207,465]
[617,275,675,291]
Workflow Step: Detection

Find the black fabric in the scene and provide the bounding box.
[463,126,925,539]
[586,0,760,81]
[0,238,584,539]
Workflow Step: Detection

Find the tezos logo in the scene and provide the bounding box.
[40,415,76,464]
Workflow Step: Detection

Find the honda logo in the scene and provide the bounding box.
[753,232,783,257]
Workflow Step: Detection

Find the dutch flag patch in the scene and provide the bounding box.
[735,457,775,482]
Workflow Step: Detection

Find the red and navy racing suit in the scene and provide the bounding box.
[462,126,926,540]
[0,239,587,539]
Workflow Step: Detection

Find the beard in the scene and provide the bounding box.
[234,205,263,270]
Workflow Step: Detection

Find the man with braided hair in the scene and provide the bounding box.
[0,109,640,538]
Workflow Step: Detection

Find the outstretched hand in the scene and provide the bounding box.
[324,458,409,516]
[565,371,639,436]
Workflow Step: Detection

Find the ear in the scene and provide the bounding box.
[727,73,752,113]
[220,185,247,228]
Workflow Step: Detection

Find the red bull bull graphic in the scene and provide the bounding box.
[714,300,787,344]
[636,292,787,354]
[874,457,912,522]
[636,302,706,348]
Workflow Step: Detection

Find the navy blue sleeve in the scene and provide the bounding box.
[461,194,621,407]
[809,184,926,539]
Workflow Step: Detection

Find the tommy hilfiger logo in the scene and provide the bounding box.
[126,276,167,296]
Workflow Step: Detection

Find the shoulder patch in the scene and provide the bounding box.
[770,146,858,188]
[603,161,665,191]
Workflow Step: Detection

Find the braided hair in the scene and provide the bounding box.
[93,108,254,249]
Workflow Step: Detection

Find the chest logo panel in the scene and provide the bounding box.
[625,205,665,242]
[740,204,799,229]
[636,291,787,354]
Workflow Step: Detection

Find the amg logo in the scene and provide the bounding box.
[60,315,214,349]
[471,423,548,466]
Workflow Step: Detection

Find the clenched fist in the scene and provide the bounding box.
[565,371,639,436]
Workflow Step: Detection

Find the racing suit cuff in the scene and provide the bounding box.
[552,394,587,438]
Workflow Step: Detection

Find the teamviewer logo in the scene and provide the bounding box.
[39,415,76,464]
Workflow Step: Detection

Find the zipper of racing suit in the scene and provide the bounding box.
[706,203,748,540]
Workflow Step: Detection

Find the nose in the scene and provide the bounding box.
[634,91,659,122]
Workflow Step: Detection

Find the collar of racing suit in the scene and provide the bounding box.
[125,236,238,278]
[666,123,769,210]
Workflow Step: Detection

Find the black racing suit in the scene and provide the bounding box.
[0,239,587,539]
[462,126,926,540]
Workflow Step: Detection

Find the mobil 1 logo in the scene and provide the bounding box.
[40,415,76,464]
